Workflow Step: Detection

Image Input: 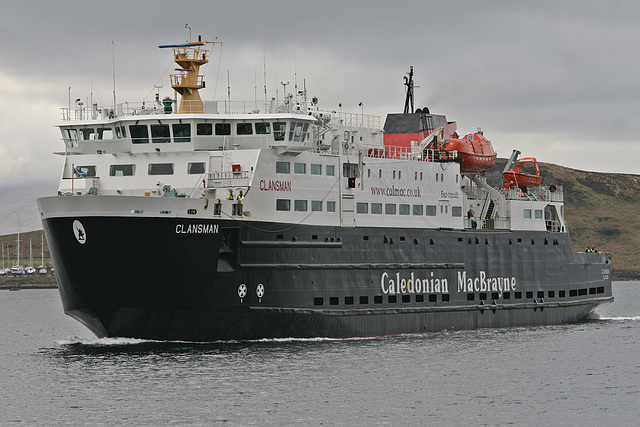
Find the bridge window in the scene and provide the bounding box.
[197,123,212,135]
[426,205,437,216]
[290,122,304,141]
[311,201,323,211]
[357,203,368,214]
[173,123,191,143]
[129,125,149,144]
[63,129,78,148]
[80,128,96,140]
[96,128,114,140]
[413,205,423,215]
[237,123,253,135]
[215,123,231,135]
[326,201,336,212]
[310,164,322,175]
[535,209,543,219]
[273,122,286,141]
[151,124,171,143]
[399,204,410,215]
[255,122,271,135]
[524,209,532,219]
[452,206,462,217]
[371,203,382,214]
[385,204,396,215]
[326,164,335,176]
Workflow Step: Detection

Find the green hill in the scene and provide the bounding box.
[486,159,640,279]
[539,162,640,279]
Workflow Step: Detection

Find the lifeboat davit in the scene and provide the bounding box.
[441,131,497,175]
[503,157,542,189]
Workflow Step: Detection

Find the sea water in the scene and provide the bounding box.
[1,282,638,425]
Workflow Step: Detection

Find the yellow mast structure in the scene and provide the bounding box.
[160,37,219,114]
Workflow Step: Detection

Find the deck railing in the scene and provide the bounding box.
[60,100,381,129]
[364,144,458,163]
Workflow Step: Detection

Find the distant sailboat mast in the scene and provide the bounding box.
[16,216,20,268]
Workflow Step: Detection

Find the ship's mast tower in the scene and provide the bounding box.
[159,36,220,114]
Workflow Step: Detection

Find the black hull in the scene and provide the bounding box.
[41,213,613,341]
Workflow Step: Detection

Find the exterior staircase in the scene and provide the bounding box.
[483,200,495,229]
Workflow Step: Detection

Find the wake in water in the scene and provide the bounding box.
[57,334,383,347]
[587,312,640,321]
[597,315,640,321]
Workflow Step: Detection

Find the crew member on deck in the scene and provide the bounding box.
[586,244,591,253]
[237,190,244,200]
[227,189,234,200]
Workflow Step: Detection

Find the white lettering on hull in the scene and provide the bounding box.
[456,271,516,297]
[379,270,517,297]
[175,223,219,234]
[380,271,449,295]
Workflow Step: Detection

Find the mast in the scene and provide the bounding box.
[403,66,414,114]
[16,216,20,267]
[159,35,221,114]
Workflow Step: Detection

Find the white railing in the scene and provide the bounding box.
[206,171,253,188]
[505,186,563,202]
[364,145,458,163]
[60,100,381,129]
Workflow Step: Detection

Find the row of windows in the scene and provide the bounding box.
[74,163,205,178]
[524,209,544,219]
[274,161,460,186]
[274,199,464,218]
[364,167,458,183]
[313,287,606,306]
[276,161,335,176]
[63,121,311,146]
[357,202,462,217]
[276,199,336,212]
[314,294,449,305]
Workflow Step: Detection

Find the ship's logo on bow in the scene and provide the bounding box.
[73,220,87,244]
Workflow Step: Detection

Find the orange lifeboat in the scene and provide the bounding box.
[503,157,542,189]
[441,131,497,175]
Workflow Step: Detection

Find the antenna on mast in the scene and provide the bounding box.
[112,38,117,109]
[263,46,267,107]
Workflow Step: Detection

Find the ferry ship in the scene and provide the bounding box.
[37,38,612,341]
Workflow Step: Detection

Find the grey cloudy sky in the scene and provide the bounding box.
[1,0,638,188]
